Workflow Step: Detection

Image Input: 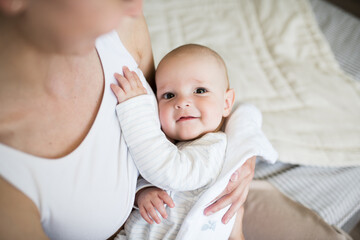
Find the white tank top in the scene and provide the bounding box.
[0,31,155,240]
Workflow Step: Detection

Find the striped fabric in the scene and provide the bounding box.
[115,94,227,239]
[256,0,360,231]
[115,94,226,192]
[310,0,360,81]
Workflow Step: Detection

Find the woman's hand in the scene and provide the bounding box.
[136,187,175,224]
[203,156,256,224]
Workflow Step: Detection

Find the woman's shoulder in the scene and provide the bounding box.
[115,15,146,64]
[115,15,155,89]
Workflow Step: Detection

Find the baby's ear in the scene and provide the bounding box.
[223,89,235,117]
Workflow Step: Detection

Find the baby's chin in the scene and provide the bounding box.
[171,132,210,142]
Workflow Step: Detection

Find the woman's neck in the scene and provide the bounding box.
[0,20,93,98]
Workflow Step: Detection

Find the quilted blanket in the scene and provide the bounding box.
[144,0,360,167]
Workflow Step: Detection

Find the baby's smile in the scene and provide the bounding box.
[176,116,199,122]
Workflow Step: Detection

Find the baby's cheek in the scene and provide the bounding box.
[159,111,172,135]
[207,111,224,131]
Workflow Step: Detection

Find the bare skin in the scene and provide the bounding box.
[0,14,153,239]
[0,4,253,240]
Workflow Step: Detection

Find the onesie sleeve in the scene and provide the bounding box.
[224,103,278,165]
[136,175,153,193]
[116,94,226,191]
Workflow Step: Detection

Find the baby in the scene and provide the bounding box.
[111,44,242,239]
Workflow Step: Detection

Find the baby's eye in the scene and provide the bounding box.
[163,92,175,99]
[195,88,207,94]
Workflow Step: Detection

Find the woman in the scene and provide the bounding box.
[0,0,255,239]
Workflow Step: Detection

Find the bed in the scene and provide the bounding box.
[143,0,360,238]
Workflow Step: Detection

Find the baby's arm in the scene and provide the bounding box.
[111,67,226,192]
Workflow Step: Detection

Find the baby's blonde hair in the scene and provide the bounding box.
[157,44,230,89]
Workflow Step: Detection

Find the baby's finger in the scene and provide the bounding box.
[152,198,168,220]
[145,204,161,224]
[114,72,131,92]
[131,70,144,88]
[135,74,143,89]
[158,191,175,208]
[130,70,147,94]
[133,73,147,94]
[122,66,137,88]
[139,205,154,224]
[110,83,125,102]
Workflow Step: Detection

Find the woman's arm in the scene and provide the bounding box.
[0,177,49,239]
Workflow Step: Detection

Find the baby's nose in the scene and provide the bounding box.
[175,97,190,109]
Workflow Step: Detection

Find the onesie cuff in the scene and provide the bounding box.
[136,176,154,193]
[115,94,159,127]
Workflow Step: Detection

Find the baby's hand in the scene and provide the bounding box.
[110,66,147,103]
[136,187,175,224]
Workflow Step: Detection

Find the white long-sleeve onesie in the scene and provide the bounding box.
[115,94,227,239]
[116,94,278,240]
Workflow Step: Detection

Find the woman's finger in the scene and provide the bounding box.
[230,170,239,182]
[213,174,241,203]
[237,159,254,182]
[221,198,241,224]
[205,174,250,216]
[204,189,235,217]
[229,206,245,239]
[204,156,255,217]
[221,184,250,224]
[204,171,242,215]
[209,158,253,205]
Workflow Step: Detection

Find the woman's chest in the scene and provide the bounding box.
[0,60,104,159]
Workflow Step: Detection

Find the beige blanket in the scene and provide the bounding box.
[143,0,360,167]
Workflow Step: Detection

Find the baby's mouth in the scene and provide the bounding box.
[177,116,197,122]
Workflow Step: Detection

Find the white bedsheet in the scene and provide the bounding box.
[144,0,360,167]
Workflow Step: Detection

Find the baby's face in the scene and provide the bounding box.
[156,53,231,141]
